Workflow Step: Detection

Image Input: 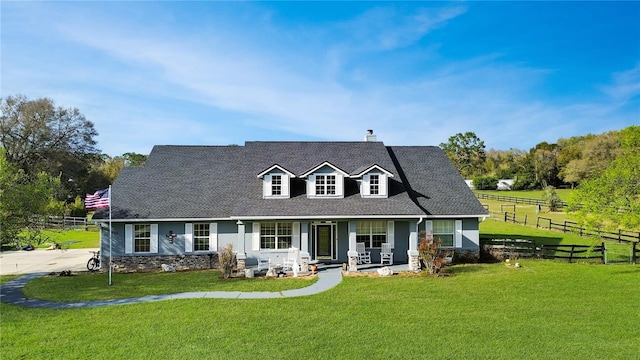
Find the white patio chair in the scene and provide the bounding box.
[380,243,393,265]
[356,242,371,264]
[257,250,270,272]
[282,247,300,271]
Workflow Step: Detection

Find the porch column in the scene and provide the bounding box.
[300,222,309,253]
[408,220,420,271]
[347,221,358,271]
[236,221,246,274]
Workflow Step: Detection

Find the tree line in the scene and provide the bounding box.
[0,95,146,246]
[440,127,640,230]
[441,128,635,190]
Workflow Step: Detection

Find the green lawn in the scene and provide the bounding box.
[2,261,639,359]
[22,270,317,302]
[39,229,100,248]
[481,218,634,263]
[475,189,575,202]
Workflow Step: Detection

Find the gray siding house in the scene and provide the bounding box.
[93,135,487,272]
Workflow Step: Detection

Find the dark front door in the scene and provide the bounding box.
[316,225,332,258]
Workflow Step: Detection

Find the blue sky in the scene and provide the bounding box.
[2,1,639,156]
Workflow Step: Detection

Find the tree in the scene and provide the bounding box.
[542,186,562,212]
[530,142,560,188]
[0,95,100,200]
[0,149,60,246]
[440,132,487,179]
[472,175,498,190]
[559,131,620,185]
[123,152,147,167]
[569,126,640,230]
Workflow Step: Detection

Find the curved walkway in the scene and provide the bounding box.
[0,267,343,309]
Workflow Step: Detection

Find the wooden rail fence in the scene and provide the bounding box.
[475,193,574,209]
[536,217,640,244]
[481,238,537,260]
[32,216,90,230]
[540,243,605,263]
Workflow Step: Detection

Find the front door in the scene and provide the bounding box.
[313,223,336,260]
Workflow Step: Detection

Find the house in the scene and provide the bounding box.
[93,132,488,272]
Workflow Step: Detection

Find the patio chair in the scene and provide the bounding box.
[282,247,300,271]
[257,250,271,272]
[380,243,393,265]
[356,242,371,264]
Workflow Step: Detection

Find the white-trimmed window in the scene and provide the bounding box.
[356,221,386,248]
[134,224,151,253]
[260,222,292,249]
[315,175,336,195]
[271,175,282,196]
[193,223,210,251]
[370,174,380,195]
[433,220,454,247]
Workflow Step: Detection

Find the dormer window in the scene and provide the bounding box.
[350,164,394,198]
[258,165,295,199]
[316,174,336,195]
[301,162,347,199]
[272,175,282,196]
[369,174,380,195]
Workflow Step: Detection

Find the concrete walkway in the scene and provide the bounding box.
[0,266,344,309]
[0,248,99,275]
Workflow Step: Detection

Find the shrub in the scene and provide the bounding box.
[218,243,236,279]
[418,231,452,275]
[472,176,498,190]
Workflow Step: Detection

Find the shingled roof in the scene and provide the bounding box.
[94,142,487,220]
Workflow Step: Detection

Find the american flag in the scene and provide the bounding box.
[85,188,110,209]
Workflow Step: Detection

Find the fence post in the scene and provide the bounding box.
[569,245,575,263]
[504,212,507,222]
[524,215,528,226]
[632,242,637,265]
[601,242,606,264]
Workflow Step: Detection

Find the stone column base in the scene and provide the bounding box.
[408,250,420,271]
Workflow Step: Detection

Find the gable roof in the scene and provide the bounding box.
[256,164,296,179]
[95,142,487,220]
[299,161,349,178]
[349,164,395,178]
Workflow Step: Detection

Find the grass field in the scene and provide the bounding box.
[38,229,100,249]
[2,216,639,358]
[474,189,575,202]
[2,261,639,359]
[22,270,317,302]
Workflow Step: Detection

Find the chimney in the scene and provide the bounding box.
[364,129,377,142]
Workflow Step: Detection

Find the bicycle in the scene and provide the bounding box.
[87,250,100,272]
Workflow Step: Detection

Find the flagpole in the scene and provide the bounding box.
[108,185,113,286]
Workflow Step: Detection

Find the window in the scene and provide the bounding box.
[370,174,379,195]
[356,221,386,248]
[193,223,209,251]
[315,175,336,195]
[260,222,292,249]
[433,220,454,247]
[134,224,151,252]
[271,175,282,196]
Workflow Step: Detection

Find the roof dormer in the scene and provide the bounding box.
[350,164,394,198]
[258,165,295,199]
[300,162,348,199]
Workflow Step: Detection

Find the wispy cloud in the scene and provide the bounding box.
[2,2,637,155]
[602,63,640,104]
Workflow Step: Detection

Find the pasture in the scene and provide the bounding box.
[2,261,638,359]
